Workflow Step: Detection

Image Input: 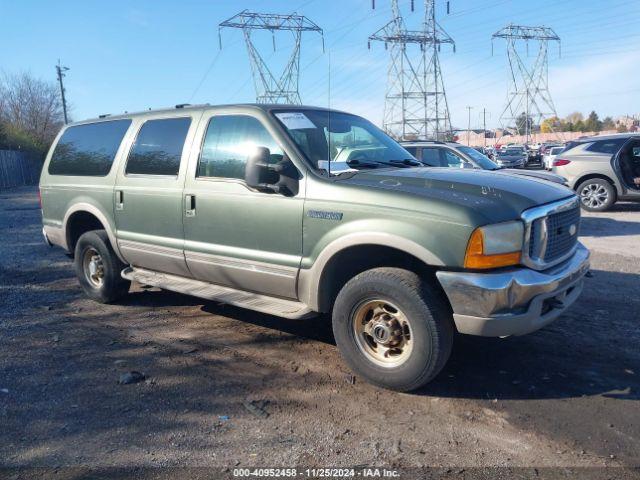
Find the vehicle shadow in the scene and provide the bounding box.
[580,215,640,237]
[608,200,640,212]
[200,303,336,345]
[419,267,640,400]
[182,269,639,402]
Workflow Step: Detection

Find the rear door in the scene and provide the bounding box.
[114,112,201,276]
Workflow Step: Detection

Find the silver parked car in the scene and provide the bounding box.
[552,133,640,211]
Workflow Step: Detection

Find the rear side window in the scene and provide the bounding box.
[197,115,283,179]
[125,117,191,176]
[48,120,131,176]
[586,138,626,154]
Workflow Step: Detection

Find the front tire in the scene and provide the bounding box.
[577,178,616,212]
[332,267,454,392]
[74,230,130,303]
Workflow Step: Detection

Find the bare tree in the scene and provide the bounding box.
[0,72,66,151]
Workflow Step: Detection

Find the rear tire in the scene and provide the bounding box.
[332,267,454,392]
[74,230,130,303]
[577,178,616,212]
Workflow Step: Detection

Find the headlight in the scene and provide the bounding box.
[464,221,524,269]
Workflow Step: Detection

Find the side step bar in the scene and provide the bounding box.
[121,267,316,320]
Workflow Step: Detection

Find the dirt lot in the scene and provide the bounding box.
[1,186,639,478]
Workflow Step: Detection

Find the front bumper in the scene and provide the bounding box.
[497,160,525,168]
[435,243,590,337]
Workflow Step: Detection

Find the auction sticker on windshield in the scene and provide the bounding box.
[275,112,315,130]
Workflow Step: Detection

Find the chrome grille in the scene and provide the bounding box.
[522,196,581,270]
[528,206,580,264]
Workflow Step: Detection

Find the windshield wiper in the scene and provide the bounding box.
[391,158,425,167]
[346,160,383,169]
[346,158,425,170]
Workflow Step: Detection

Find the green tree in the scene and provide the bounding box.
[584,111,602,132]
[602,116,615,130]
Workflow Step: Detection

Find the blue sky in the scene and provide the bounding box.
[1,0,638,129]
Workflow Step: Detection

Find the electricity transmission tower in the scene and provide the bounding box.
[492,25,561,141]
[219,10,324,104]
[369,0,454,141]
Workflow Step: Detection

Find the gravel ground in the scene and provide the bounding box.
[1,186,639,479]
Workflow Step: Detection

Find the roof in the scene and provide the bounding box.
[571,132,640,143]
[71,103,339,125]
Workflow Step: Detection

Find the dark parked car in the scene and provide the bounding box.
[496,146,527,168]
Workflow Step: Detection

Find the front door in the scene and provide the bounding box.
[182,112,304,299]
[114,114,200,277]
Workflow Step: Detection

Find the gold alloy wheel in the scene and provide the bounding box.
[82,247,105,288]
[351,299,413,368]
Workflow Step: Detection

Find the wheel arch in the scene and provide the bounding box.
[574,173,620,196]
[63,203,124,261]
[298,234,446,313]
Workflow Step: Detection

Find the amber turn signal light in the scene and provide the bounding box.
[464,228,521,269]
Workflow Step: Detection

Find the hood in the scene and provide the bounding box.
[497,154,525,161]
[498,168,567,185]
[339,167,574,224]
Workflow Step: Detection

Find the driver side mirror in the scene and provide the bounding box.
[245,147,299,196]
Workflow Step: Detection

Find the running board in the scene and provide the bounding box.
[121,267,315,320]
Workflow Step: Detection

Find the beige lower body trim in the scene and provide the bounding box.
[185,251,298,299]
[43,225,66,250]
[118,240,191,277]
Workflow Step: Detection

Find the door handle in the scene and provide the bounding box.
[185,194,196,217]
[115,190,124,210]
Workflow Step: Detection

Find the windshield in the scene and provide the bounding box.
[503,148,524,155]
[457,146,499,170]
[272,109,419,173]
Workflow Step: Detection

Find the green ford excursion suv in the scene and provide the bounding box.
[40,104,590,391]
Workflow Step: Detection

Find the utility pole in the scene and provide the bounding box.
[56,60,70,124]
[525,89,530,144]
[482,108,487,148]
[219,11,324,104]
[466,106,473,146]
[369,0,455,141]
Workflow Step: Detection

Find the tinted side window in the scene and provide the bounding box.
[421,148,442,166]
[404,146,417,156]
[198,115,283,179]
[48,120,131,176]
[443,149,464,168]
[125,118,191,176]
[586,138,626,155]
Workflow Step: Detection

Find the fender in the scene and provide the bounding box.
[297,231,445,311]
[62,202,126,262]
